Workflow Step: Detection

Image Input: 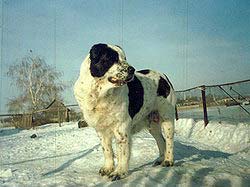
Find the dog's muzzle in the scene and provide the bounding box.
[108,66,135,86]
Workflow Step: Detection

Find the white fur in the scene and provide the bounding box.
[74,44,176,180]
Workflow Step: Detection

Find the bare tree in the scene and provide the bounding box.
[7,55,65,113]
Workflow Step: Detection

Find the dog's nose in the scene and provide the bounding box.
[128,66,135,75]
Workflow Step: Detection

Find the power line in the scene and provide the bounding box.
[53,0,57,70]
[184,0,189,90]
[120,0,124,46]
[53,0,57,102]
[0,0,4,113]
[53,1,58,184]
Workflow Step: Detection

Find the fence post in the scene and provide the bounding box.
[58,107,61,127]
[201,85,209,127]
[65,109,69,122]
[31,113,34,129]
[175,105,179,120]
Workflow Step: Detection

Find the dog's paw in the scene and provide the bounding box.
[99,166,114,176]
[108,171,127,181]
[161,160,174,167]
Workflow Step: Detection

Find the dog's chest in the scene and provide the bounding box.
[83,88,128,129]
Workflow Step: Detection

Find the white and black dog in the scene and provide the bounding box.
[74,43,176,181]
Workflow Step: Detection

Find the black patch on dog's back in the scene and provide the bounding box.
[157,76,170,98]
[127,76,144,119]
[137,69,150,75]
[89,43,119,77]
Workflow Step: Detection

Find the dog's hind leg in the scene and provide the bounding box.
[161,119,174,167]
[97,130,115,176]
[149,121,166,166]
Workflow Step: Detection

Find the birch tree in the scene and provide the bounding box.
[7,55,65,113]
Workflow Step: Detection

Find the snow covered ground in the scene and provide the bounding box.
[0,119,249,187]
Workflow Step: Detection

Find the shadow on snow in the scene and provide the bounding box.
[42,144,100,176]
[0,128,23,137]
[98,141,236,187]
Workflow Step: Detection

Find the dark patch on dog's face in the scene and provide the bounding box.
[127,75,144,119]
[89,43,119,77]
[157,76,170,98]
[137,69,150,75]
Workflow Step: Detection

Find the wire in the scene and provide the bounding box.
[176,79,250,92]
[120,0,124,46]
[54,0,57,70]
[184,0,189,90]
[53,1,57,184]
[218,86,250,116]
[230,86,246,100]
[0,0,4,113]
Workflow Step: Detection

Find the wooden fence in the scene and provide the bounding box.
[176,79,250,127]
[0,104,79,129]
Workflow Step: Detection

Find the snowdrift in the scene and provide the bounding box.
[175,119,249,153]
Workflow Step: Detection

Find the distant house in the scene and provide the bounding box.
[44,99,70,123]
[32,99,70,127]
[7,99,71,129]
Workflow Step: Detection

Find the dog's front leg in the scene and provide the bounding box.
[97,130,115,176]
[109,124,131,181]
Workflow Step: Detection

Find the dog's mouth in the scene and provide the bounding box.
[108,75,134,86]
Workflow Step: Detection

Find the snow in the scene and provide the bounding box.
[0,120,249,187]
[175,119,249,153]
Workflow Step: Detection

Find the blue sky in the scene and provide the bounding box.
[0,0,250,112]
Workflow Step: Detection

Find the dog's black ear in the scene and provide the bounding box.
[89,43,108,64]
[89,43,119,77]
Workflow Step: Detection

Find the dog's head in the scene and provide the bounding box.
[89,43,135,86]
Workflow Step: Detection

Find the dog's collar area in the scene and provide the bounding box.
[108,75,134,86]
[125,74,134,82]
